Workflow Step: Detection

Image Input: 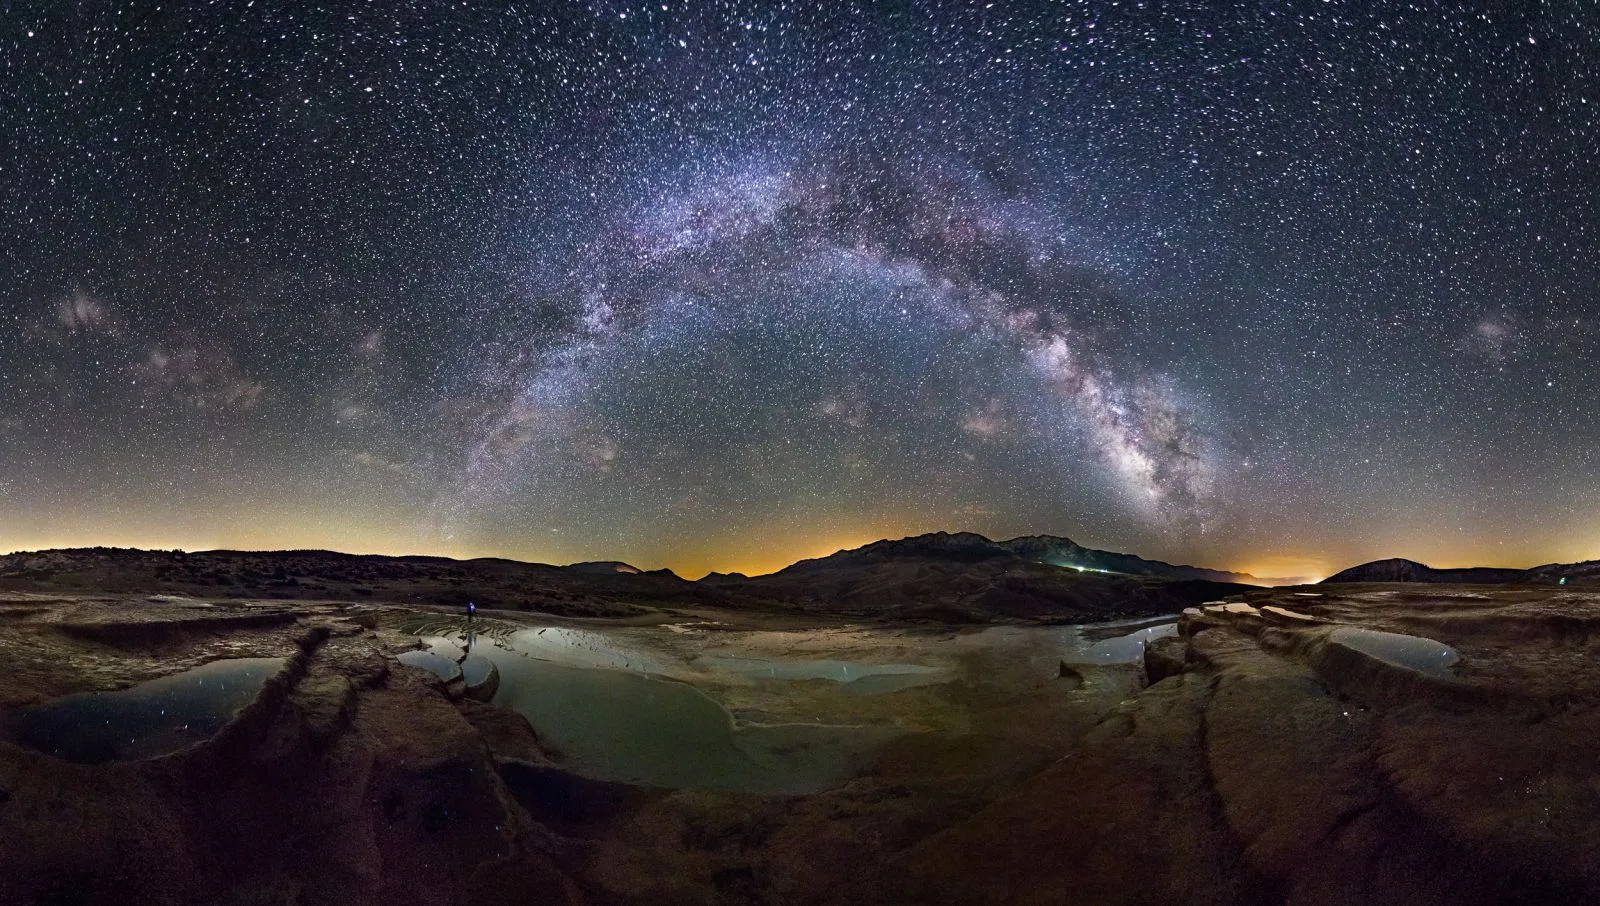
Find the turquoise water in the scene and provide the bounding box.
[4,657,283,764]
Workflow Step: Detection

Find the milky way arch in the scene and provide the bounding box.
[444,152,1219,537]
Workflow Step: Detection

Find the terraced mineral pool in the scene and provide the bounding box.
[397,649,462,681]
[3,657,283,765]
[1060,617,1180,665]
[1331,627,1459,677]
[399,642,497,694]
[420,633,901,794]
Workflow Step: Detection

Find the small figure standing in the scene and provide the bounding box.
[467,600,477,621]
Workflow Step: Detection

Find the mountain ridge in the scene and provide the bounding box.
[768,531,1268,585]
[1323,556,1600,586]
[0,534,1262,624]
[702,531,1257,622]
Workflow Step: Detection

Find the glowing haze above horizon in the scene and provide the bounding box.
[4,2,1599,582]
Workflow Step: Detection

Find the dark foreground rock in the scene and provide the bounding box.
[873,589,1600,905]
[0,604,578,905]
[2,587,1599,904]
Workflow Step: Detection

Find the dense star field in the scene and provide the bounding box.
[2,1,1597,579]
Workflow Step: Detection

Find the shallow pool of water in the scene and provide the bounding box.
[461,654,495,686]
[1331,627,1459,677]
[403,614,1188,791]
[421,633,899,794]
[990,616,1179,667]
[695,656,947,695]
[397,649,461,681]
[4,657,284,764]
[502,626,672,674]
[1068,622,1180,664]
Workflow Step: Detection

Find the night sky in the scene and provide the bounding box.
[4,1,1598,580]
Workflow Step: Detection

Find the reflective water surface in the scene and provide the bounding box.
[695,656,947,695]
[456,635,900,794]
[5,657,284,764]
[1331,627,1459,677]
[397,649,461,681]
[1065,621,1180,664]
[403,614,1179,793]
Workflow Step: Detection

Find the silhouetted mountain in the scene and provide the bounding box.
[752,532,1263,584]
[1526,561,1600,584]
[1323,557,1600,586]
[996,535,1261,584]
[0,535,1262,624]
[702,532,1255,622]
[0,547,698,617]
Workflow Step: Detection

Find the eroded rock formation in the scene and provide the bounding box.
[2,586,1598,905]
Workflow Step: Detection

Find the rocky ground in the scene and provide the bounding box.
[0,583,1596,904]
[880,585,1600,905]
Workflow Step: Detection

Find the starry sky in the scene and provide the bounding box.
[4,1,1598,580]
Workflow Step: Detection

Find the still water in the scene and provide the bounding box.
[5,657,283,764]
[1330,627,1459,677]
[694,656,947,695]
[415,630,899,794]
[403,616,1176,793]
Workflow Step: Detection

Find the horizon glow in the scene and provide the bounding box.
[4,3,1598,579]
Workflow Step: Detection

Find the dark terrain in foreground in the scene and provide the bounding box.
[1,545,1598,904]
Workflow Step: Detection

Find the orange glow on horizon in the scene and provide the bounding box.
[0,512,897,582]
[659,533,888,580]
[7,509,1597,584]
[1227,554,1334,585]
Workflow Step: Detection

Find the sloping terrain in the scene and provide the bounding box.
[849,586,1600,904]
[3,582,1600,903]
[704,532,1254,621]
[0,598,577,904]
[996,533,1260,583]
[712,531,1263,584]
[1325,556,1600,585]
[1,539,1256,624]
[0,547,703,618]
